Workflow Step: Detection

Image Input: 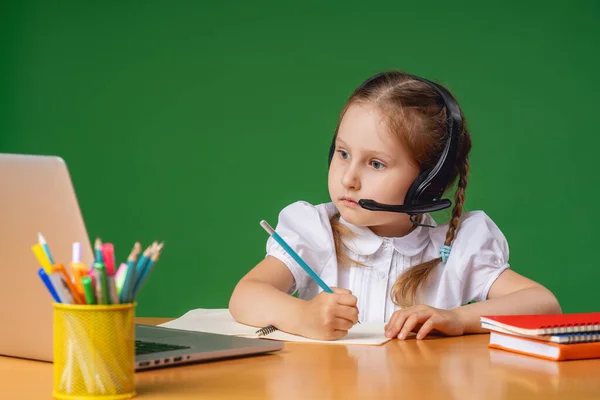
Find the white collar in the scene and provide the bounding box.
[336,214,435,256]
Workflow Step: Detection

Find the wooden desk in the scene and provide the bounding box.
[2,318,599,399]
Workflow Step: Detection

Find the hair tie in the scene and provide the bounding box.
[440,245,452,263]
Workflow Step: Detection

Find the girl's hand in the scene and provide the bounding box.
[385,305,466,340]
[299,287,359,340]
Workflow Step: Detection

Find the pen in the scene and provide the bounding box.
[260,220,333,293]
[37,268,61,302]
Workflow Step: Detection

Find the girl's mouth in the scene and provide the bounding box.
[341,197,359,207]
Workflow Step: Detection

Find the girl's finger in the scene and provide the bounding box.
[416,318,436,340]
[334,317,354,331]
[329,329,349,341]
[336,305,359,324]
[398,313,420,340]
[385,310,411,338]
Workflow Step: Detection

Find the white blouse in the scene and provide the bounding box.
[265,201,510,323]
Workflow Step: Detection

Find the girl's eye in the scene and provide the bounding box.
[337,150,349,160]
[370,160,385,170]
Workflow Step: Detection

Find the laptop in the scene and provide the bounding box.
[0,153,282,370]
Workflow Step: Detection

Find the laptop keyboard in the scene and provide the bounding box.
[135,340,191,356]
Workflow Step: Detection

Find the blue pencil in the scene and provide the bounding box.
[120,242,141,303]
[130,244,153,297]
[132,242,163,299]
[259,220,333,294]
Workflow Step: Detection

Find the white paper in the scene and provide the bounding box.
[158,308,392,346]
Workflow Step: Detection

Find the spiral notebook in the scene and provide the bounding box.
[158,308,393,346]
[481,323,600,344]
[480,312,600,336]
[489,331,600,361]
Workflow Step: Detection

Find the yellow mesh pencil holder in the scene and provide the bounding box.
[53,303,136,400]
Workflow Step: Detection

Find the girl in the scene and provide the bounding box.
[229,71,561,341]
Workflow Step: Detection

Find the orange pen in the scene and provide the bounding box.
[52,264,85,304]
[70,242,87,299]
[70,262,87,298]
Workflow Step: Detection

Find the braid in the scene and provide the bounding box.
[444,155,470,246]
[392,128,472,307]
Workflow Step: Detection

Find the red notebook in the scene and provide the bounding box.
[489,331,600,361]
[480,312,600,336]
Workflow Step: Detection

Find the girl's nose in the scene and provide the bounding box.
[341,164,361,190]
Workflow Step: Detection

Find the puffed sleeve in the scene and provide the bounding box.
[265,201,336,297]
[444,211,510,304]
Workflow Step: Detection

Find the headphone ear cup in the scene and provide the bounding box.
[403,179,420,206]
[404,170,430,205]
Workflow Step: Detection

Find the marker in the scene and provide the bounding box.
[70,262,87,298]
[115,263,127,294]
[93,262,110,305]
[108,276,119,304]
[72,242,82,264]
[101,243,116,275]
[81,276,96,305]
[37,268,61,303]
[94,238,103,263]
[52,264,84,304]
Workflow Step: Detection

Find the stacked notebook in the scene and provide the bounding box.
[481,312,600,361]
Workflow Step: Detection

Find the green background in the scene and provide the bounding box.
[2,1,598,317]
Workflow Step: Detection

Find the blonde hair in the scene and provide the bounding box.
[330,71,472,306]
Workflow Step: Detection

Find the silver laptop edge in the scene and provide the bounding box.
[0,153,282,370]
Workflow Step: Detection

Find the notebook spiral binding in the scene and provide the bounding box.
[562,332,600,344]
[256,324,278,337]
[543,324,600,334]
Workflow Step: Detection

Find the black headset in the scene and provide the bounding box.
[327,72,463,216]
